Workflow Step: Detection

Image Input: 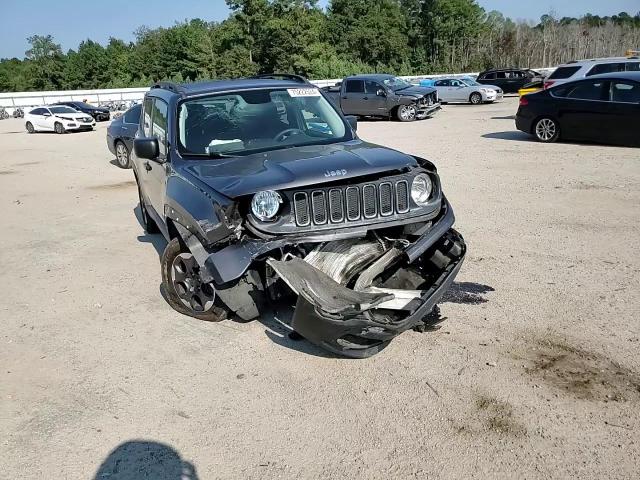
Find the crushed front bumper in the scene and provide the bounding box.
[416,102,442,119]
[268,227,466,358]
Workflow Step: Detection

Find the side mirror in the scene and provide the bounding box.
[345,115,358,132]
[43,112,51,117]
[376,89,386,97]
[134,137,159,160]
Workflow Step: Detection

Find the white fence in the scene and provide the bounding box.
[0,69,555,115]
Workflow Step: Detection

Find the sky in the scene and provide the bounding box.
[1,0,639,59]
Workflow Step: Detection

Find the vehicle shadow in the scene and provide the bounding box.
[134,205,167,258]
[109,159,121,168]
[491,115,516,120]
[482,131,533,142]
[93,440,199,480]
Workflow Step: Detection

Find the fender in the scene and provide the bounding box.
[164,175,240,246]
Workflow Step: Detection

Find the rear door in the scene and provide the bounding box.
[607,80,640,146]
[555,80,609,141]
[341,80,367,115]
[434,79,452,101]
[145,98,169,220]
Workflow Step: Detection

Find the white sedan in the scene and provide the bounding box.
[433,78,503,104]
[25,106,96,134]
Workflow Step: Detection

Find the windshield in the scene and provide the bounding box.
[72,102,93,109]
[381,77,412,91]
[178,88,349,157]
[50,106,78,114]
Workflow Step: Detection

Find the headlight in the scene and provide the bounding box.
[411,174,433,206]
[59,116,73,121]
[251,190,282,221]
[480,88,491,93]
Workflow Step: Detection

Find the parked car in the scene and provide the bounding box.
[106,103,142,168]
[322,74,441,121]
[132,76,466,358]
[477,68,542,94]
[515,71,640,146]
[24,106,96,134]
[544,55,640,89]
[52,101,111,121]
[432,77,503,104]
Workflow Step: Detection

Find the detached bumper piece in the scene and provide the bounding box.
[268,229,466,358]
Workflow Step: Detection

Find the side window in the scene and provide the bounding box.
[435,80,449,87]
[151,99,168,157]
[566,81,606,101]
[483,73,496,80]
[548,66,581,80]
[610,82,640,103]
[450,80,461,87]
[365,80,382,94]
[495,72,506,79]
[587,63,624,76]
[142,98,153,137]
[31,108,44,115]
[124,104,141,124]
[626,62,640,72]
[345,80,365,94]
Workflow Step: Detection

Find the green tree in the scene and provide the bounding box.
[24,35,65,90]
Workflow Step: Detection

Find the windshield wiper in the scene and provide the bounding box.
[208,151,236,159]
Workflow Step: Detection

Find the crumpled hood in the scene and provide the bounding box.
[181,141,418,198]
[395,86,437,98]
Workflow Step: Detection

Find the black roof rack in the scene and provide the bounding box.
[248,73,310,84]
[151,81,185,94]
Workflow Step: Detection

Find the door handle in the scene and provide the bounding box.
[144,161,152,172]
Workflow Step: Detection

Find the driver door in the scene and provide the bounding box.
[138,98,169,225]
[448,80,466,101]
[41,108,55,130]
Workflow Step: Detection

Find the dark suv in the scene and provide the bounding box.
[132,75,466,358]
[476,68,542,94]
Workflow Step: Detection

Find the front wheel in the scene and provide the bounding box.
[534,117,560,143]
[469,92,483,105]
[54,122,65,134]
[396,104,417,122]
[161,238,229,322]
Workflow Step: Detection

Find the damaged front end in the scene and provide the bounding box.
[266,219,465,358]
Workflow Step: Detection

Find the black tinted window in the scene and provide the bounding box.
[345,80,364,93]
[566,81,607,101]
[610,82,640,103]
[435,80,450,87]
[626,62,640,72]
[548,66,581,80]
[586,63,625,76]
[31,108,45,115]
[481,73,495,80]
[124,104,141,124]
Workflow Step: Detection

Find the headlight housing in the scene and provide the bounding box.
[251,190,282,221]
[411,174,433,206]
[58,116,73,121]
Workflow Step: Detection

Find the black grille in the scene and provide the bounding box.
[396,181,409,213]
[311,191,327,224]
[292,178,415,227]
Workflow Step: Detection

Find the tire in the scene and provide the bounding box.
[54,122,65,134]
[533,117,560,143]
[161,237,228,322]
[469,92,483,105]
[396,104,417,122]
[26,122,35,134]
[136,180,160,234]
[115,141,131,169]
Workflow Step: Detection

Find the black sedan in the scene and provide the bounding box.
[53,101,111,122]
[516,71,640,147]
[106,104,141,168]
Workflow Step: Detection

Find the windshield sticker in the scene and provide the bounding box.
[287,88,321,97]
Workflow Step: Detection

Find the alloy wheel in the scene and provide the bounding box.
[170,253,216,313]
[399,105,416,121]
[536,118,557,141]
[116,143,129,167]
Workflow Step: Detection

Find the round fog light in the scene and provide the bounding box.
[251,190,283,221]
[411,174,433,206]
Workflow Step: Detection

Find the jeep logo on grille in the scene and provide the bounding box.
[324,169,348,178]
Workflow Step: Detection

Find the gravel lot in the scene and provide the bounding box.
[1,97,639,479]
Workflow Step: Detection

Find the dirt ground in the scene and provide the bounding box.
[1,97,639,479]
